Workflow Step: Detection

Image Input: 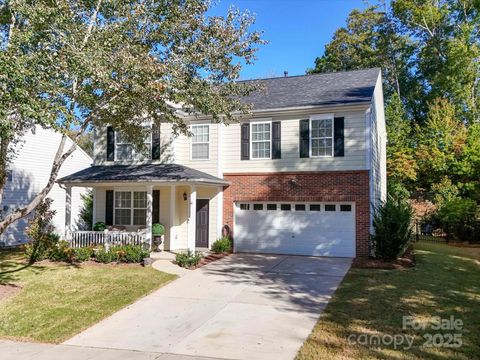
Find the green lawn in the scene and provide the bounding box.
[297,243,480,360]
[0,250,175,343]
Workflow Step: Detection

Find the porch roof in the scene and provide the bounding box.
[57,163,230,186]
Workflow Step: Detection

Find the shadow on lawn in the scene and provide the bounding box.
[298,244,479,360]
[0,249,80,285]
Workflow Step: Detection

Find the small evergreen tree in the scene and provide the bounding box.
[372,197,414,260]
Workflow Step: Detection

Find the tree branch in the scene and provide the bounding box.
[6,7,16,49]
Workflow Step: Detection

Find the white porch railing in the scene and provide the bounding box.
[70,230,148,249]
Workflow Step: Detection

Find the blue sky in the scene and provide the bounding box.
[209,0,370,80]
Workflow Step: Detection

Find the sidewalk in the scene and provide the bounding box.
[0,340,221,360]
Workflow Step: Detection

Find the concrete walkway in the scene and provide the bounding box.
[0,340,221,360]
[63,254,351,360]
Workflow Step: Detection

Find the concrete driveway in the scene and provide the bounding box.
[64,254,351,360]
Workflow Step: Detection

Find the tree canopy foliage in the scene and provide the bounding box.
[0,0,264,234]
[310,0,480,205]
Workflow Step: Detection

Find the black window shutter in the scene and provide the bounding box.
[334,117,344,157]
[241,123,250,160]
[106,126,115,161]
[272,121,281,159]
[105,190,114,226]
[299,119,310,158]
[151,123,161,160]
[152,190,160,223]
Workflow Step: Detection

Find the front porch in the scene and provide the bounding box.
[58,164,229,252]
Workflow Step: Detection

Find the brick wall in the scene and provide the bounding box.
[222,170,371,257]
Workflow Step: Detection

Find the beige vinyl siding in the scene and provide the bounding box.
[369,73,387,214]
[221,110,368,173]
[93,123,175,165]
[173,123,219,176]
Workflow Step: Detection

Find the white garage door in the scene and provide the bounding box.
[234,202,355,257]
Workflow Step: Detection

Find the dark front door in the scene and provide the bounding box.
[195,199,209,248]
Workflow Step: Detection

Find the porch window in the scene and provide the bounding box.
[115,129,152,161]
[114,192,131,225]
[133,192,147,225]
[191,125,209,160]
[114,191,147,226]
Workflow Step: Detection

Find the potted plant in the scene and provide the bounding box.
[152,223,165,251]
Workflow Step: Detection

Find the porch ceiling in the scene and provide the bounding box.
[57,163,230,186]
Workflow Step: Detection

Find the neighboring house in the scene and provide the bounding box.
[58,68,386,258]
[0,127,92,247]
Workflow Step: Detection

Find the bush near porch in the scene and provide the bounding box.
[0,249,175,343]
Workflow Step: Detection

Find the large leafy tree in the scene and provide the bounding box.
[0,0,264,234]
[393,0,480,123]
[309,5,416,105]
[310,0,480,203]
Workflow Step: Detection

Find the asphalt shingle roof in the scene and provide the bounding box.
[240,68,380,110]
[57,163,229,185]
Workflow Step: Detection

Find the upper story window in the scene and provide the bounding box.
[191,124,209,160]
[310,117,333,157]
[251,122,271,159]
[115,129,152,161]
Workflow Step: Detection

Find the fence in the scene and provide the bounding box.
[414,220,480,244]
[70,230,147,248]
[414,220,448,244]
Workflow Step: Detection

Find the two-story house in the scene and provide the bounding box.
[58,68,386,258]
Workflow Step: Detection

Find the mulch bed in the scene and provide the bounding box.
[34,259,144,267]
[0,284,22,301]
[352,248,416,270]
[188,252,230,270]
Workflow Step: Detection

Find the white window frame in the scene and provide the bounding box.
[114,190,148,226]
[114,127,153,161]
[309,114,334,158]
[190,124,210,161]
[250,120,272,160]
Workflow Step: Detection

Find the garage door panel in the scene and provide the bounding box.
[234,202,355,257]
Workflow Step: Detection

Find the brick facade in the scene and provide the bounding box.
[222,170,371,257]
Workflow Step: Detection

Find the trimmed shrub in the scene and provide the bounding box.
[95,249,115,263]
[94,245,149,264]
[372,197,414,260]
[110,245,149,263]
[93,222,107,231]
[152,223,165,236]
[175,250,202,268]
[48,240,76,262]
[74,247,94,262]
[211,237,232,254]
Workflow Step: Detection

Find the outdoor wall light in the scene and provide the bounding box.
[183,192,188,201]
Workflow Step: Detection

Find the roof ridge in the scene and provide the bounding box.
[238,67,380,82]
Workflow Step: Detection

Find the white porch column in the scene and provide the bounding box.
[91,188,97,228]
[65,185,72,241]
[146,185,153,250]
[187,185,196,252]
[217,186,223,238]
[169,185,176,250]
